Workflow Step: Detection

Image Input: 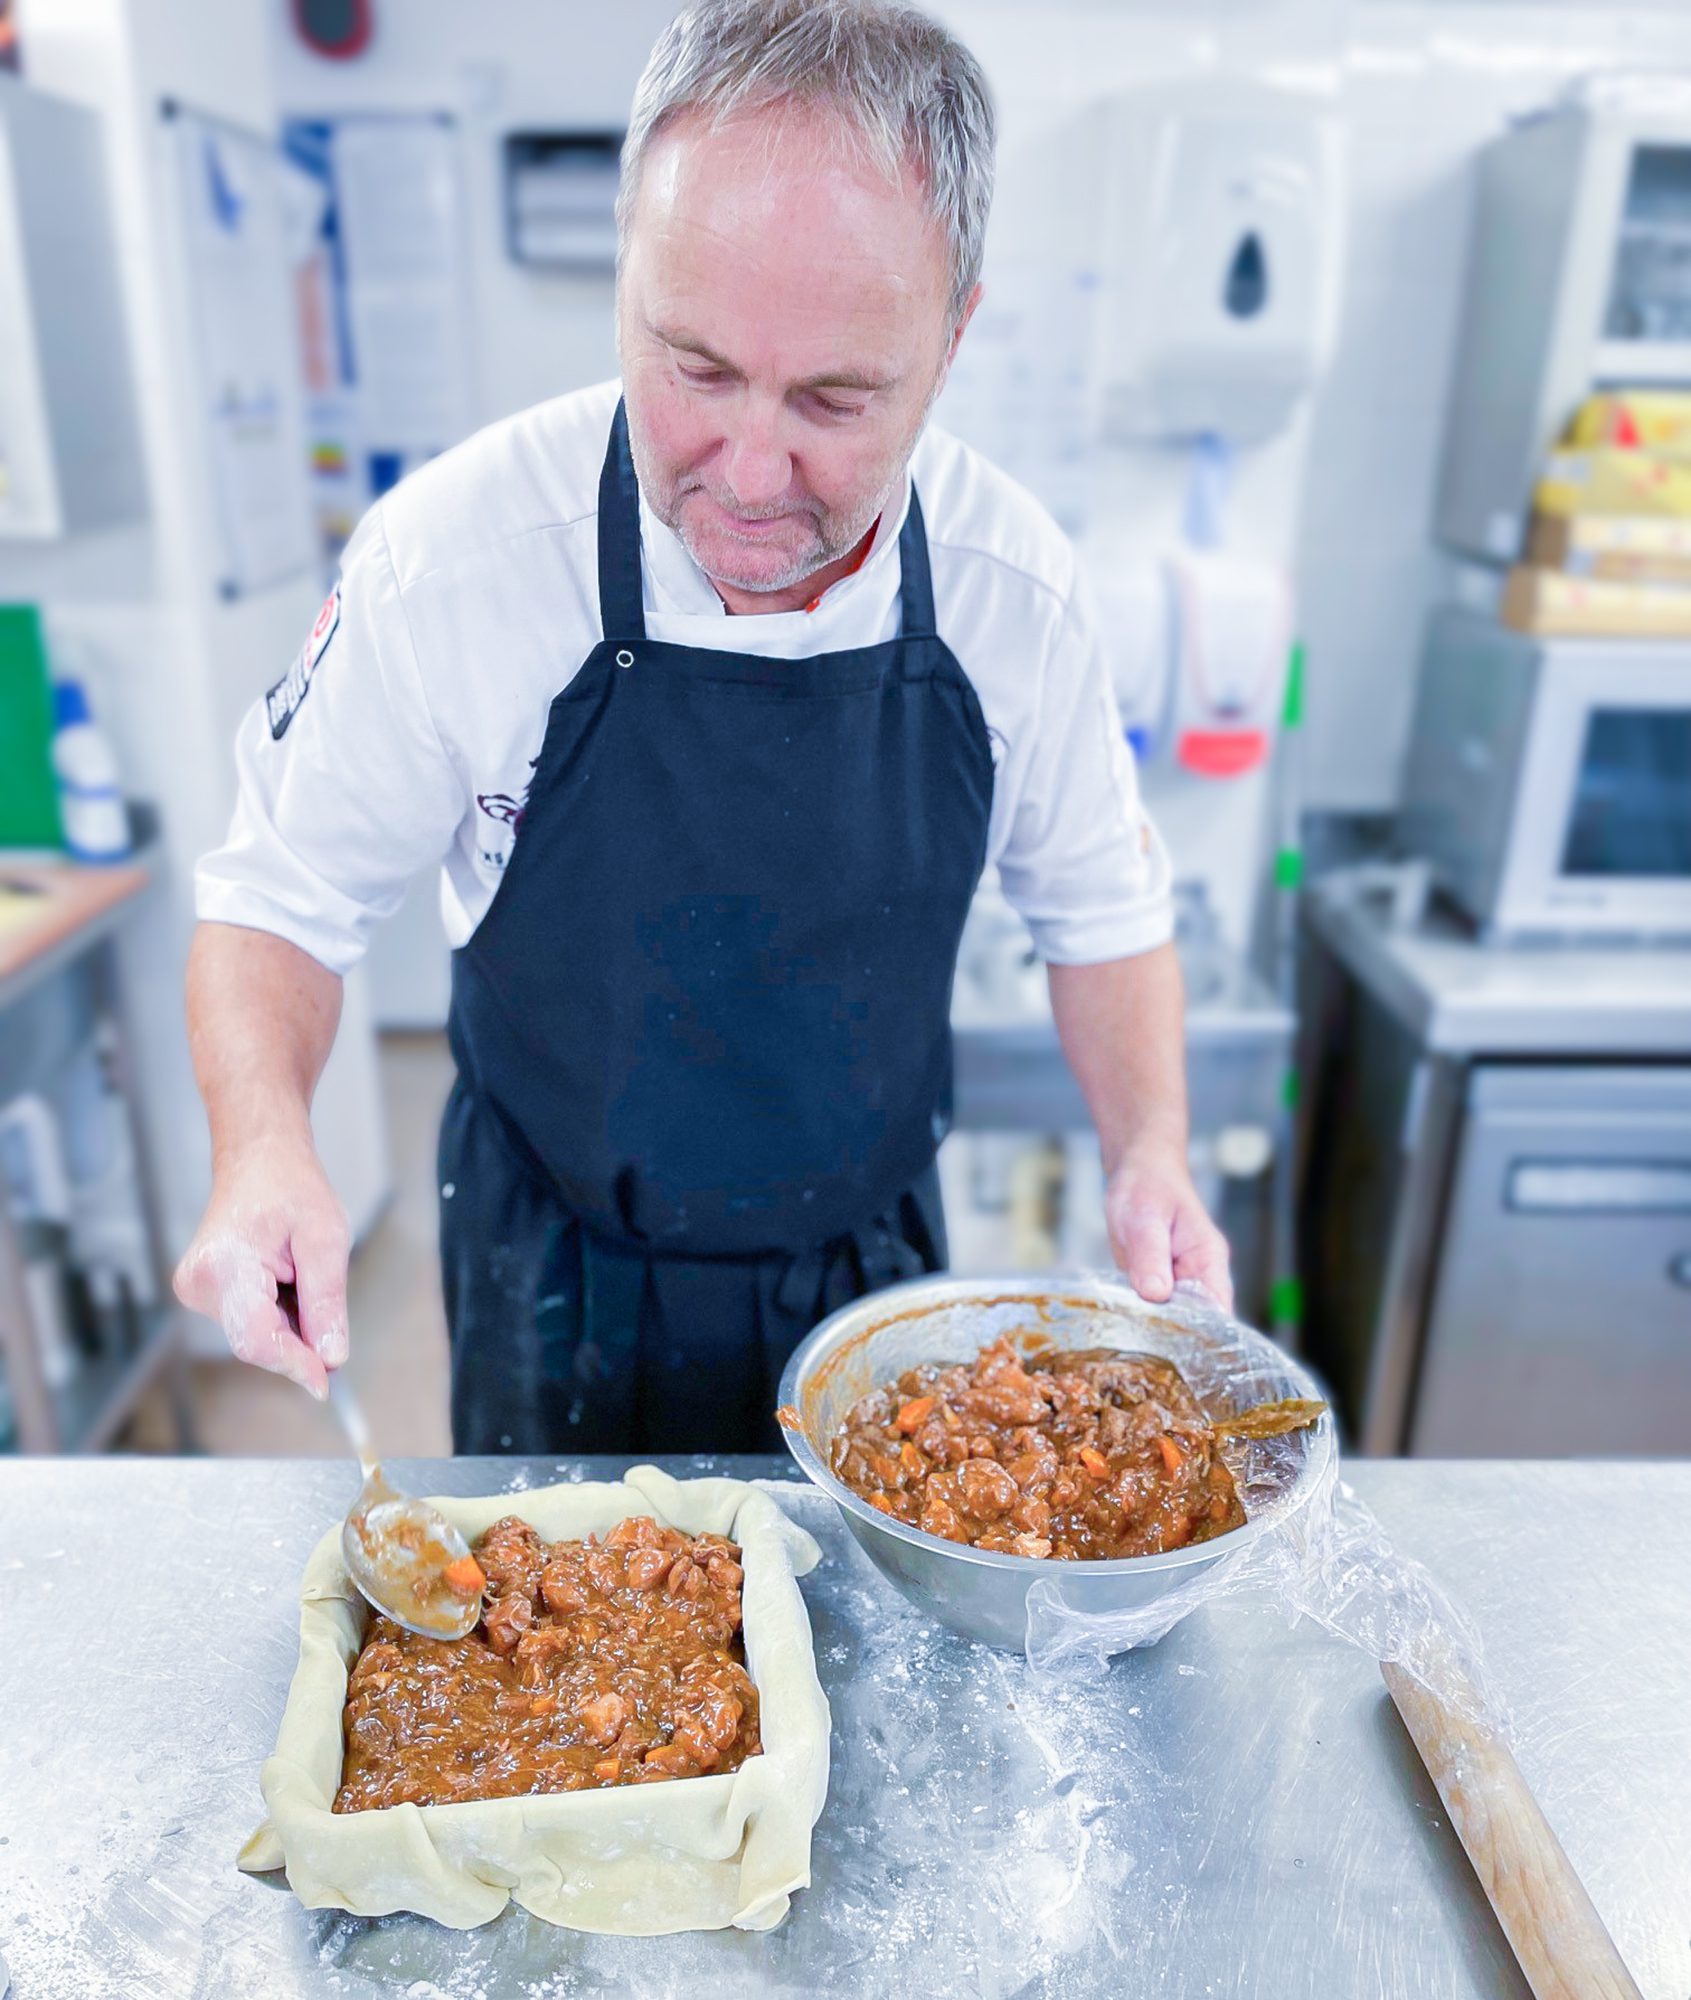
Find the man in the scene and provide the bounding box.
[177,0,1231,1453]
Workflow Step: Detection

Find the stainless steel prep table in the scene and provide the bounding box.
[0,1455,1684,2000]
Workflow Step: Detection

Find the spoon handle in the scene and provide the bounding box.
[325,1369,378,1477]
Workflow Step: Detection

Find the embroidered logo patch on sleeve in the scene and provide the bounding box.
[266,585,342,740]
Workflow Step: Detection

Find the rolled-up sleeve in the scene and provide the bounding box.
[994,571,1174,964]
[194,507,463,975]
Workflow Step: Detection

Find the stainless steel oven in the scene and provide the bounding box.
[1399,606,1691,940]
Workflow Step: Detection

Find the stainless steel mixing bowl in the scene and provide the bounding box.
[777,1272,1335,1652]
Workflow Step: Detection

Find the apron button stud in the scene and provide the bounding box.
[616,647,635,669]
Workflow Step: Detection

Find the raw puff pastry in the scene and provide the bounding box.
[238,1467,830,1933]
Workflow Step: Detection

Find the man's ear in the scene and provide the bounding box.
[947,281,984,366]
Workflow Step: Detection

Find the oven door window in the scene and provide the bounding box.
[1561,708,1691,877]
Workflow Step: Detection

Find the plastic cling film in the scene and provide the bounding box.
[1021,1279,1496,1733]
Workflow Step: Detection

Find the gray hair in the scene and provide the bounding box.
[617,0,996,322]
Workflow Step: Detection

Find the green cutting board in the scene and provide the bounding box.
[0,605,65,849]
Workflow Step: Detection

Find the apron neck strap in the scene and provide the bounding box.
[597,396,939,641]
[598,399,647,641]
[894,485,937,637]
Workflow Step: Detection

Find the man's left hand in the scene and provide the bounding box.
[1104,1140,1234,1314]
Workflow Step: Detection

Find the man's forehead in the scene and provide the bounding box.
[631,103,942,269]
[624,109,948,365]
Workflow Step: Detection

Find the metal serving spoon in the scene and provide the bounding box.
[324,1369,485,1641]
[1210,1396,1329,1441]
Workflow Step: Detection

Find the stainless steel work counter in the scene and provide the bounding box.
[1304,877,1691,1056]
[0,1456,1685,1999]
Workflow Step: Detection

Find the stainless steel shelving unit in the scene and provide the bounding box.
[0,845,193,1452]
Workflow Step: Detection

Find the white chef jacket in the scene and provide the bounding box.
[196,378,1173,975]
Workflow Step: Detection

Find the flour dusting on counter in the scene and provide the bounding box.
[3,1457,1683,1999]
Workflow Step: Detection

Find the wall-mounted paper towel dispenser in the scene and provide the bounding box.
[1091,81,1344,447]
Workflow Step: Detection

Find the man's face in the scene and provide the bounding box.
[618,107,973,599]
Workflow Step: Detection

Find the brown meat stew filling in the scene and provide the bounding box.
[830,1337,1246,1560]
[334,1514,760,1811]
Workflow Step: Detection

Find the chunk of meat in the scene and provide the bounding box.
[641,1741,699,1776]
[576,1690,627,1747]
[604,1515,659,1551]
[350,1640,404,1683]
[482,1592,533,1657]
[539,1561,591,1614]
[625,1546,671,1591]
[666,1555,705,1599]
[957,1458,1018,1519]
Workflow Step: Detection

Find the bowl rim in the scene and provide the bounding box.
[776,1271,1336,1580]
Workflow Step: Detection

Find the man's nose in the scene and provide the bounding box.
[721,410,793,509]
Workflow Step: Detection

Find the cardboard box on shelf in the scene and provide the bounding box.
[1527,511,1691,584]
[1501,563,1691,637]
[1535,450,1691,520]
[1564,389,1691,453]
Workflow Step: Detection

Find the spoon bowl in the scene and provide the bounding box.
[326,1372,485,1641]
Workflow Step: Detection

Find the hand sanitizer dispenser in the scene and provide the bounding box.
[1092,82,1343,446]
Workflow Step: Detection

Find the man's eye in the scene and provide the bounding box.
[814,395,868,420]
[679,364,729,387]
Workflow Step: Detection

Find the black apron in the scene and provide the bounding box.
[440,401,993,1454]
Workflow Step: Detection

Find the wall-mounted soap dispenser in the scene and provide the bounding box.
[1091,81,1344,447]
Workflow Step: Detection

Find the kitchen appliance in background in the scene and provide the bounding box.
[1091,79,1344,447]
[1298,873,1691,1458]
[0,74,146,539]
[1410,1067,1691,1457]
[1438,87,1691,562]
[1399,605,1691,940]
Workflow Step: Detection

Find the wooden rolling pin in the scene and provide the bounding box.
[1382,1660,1642,2000]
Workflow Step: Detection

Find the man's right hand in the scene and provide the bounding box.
[174,1138,350,1400]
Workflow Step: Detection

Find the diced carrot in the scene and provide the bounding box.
[442,1555,486,1598]
[594,1757,621,1782]
[529,1693,557,1716]
[868,1493,897,1515]
[1157,1436,1186,1478]
[899,1440,925,1477]
[895,1396,936,1434]
[1078,1446,1110,1479]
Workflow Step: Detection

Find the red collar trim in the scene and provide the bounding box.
[803,517,881,613]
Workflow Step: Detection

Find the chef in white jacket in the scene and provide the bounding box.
[177,0,1231,1452]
